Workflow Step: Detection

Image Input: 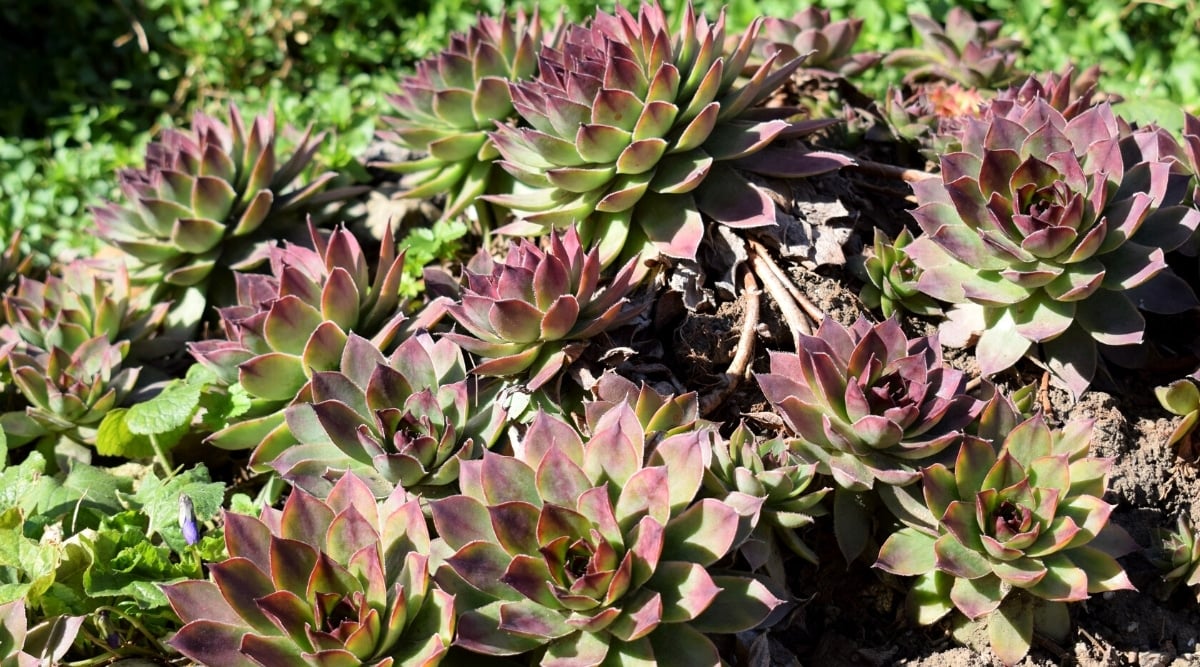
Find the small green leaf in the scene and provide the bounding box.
[95,409,156,459]
[198,382,253,431]
[126,380,203,435]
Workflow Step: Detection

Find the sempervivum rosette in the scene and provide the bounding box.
[444,227,642,390]
[757,316,981,560]
[377,9,547,219]
[487,2,845,265]
[163,474,454,666]
[884,8,1023,89]
[755,7,880,78]
[92,105,345,290]
[431,408,782,664]
[268,332,506,498]
[757,317,980,491]
[1,260,167,356]
[875,416,1135,665]
[188,222,409,451]
[904,99,1200,395]
[1148,517,1200,602]
[0,259,167,447]
[704,423,830,575]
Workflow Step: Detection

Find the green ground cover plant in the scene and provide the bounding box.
[3,1,1200,665]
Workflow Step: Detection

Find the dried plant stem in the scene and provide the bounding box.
[750,252,810,347]
[1039,370,1053,417]
[844,157,938,183]
[748,239,826,325]
[701,268,761,417]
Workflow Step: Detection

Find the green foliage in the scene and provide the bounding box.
[397,218,469,298]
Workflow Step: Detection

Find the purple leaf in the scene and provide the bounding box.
[431,495,497,549]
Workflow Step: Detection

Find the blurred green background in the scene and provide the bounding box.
[2,0,1197,265]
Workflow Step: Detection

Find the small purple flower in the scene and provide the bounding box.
[178,494,199,546]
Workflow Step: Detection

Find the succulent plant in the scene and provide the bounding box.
[875,415,1135,665]
[757,316,980,560]
[377,9,547,220]
[757,316,980,491]
[431,407,782,664]
[444,227,643,390]
[1155,377,1200,460]
[704,423,830,576]
[268,332,507,499]
[0,599,83,667]
[1147,516,1200,601]
[92,104,345,290]
[486,2,843,265]
[854,227,942,318]
[756,7,880,78]
[188,221,410,451]
[904,99,1200,396]
[0,260,168,357]
[0,337,139,447]
[163,474,454,666]
[884,9,1023,89]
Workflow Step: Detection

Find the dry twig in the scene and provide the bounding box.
[700,269,761,416]
[749,251,810,346]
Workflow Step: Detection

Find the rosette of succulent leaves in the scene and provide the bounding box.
[377,8,551,223]
[187,221,415,455]
[753,8,881,80]
[163,474,454,666]
[92,105,361,325]
[1147,516,1200,602]
[903,98,1200,396]
[0,260,168,449]
[757,316,981,562]
[875,416,1136,666]
[269,331,507,499]
[431,408,784,665]
[703,422,830,584]
[443,226,645,392]
[483,2,848,266]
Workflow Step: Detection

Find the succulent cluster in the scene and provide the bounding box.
[0,260,167,446]
[445,227,642,390]
[704,424,829,574]
[1147,517,1200,601]
[188,221,409,451]
[855,227,942,318]
[884,9,1022,89]
[378,9,548,219]
[432,408,782,663]
[12,3,1192,666]
[876,416,1134,665]
[269,332,506,498]
[755,8,880,78]
[904,99,1200,395]
[486,2,840,264]
[164,474,453,666]
[92,106,346,293]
